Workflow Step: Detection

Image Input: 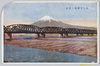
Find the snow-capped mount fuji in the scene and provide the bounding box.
[38,16,56,21]
[33,15,70,28]
[32,16,96,30]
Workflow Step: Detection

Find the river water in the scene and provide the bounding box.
[4,44,97,63]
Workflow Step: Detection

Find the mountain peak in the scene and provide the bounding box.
[39,16,56,21]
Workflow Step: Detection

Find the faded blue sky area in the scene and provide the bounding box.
[4,2,97,21]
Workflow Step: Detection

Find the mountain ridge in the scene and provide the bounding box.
[32,16,97,30]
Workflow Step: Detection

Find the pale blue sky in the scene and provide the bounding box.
[4,3,97,21]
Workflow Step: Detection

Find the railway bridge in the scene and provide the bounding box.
[4,24,97,40]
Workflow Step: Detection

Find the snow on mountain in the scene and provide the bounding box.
[38,16,56,21]
[32,16,96,30]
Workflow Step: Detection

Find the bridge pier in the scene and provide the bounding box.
[4,33,5,43]
[7,33,12,40]
[88,34,90,36]
[63,33,68,37]
[4,33,5,39]
[59,33,63,38]
[80,34,83,36]
[76,33,79,36]
[41,33,45,38]
[36,33,40,38]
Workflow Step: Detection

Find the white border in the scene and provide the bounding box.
[13,0,98,3]
[97,0,100,64]
[1,0,99,64]
[1,9,4,64]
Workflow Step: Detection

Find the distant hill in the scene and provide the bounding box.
[32,16,97,30]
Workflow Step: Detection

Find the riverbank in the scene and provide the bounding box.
[4,34,97,57]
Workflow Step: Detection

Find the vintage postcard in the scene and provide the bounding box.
[2,1,99,64]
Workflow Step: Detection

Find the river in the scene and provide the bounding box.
[4,44,97,63]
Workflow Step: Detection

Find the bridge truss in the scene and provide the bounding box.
[4,24,97,40]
